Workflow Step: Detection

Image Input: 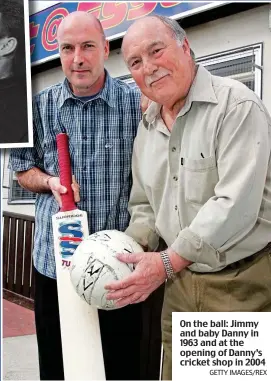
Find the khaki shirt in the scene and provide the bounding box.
[126,65,271,272]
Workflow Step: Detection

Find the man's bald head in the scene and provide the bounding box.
[57,11,105,42]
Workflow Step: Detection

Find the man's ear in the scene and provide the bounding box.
[182,38,191,54]
[0,37,17,56]
[104,39,110,61]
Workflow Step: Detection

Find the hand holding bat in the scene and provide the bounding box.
[48,175,80,207]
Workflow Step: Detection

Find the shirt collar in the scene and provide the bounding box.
[143,64,218,128]
[58,69,117,108]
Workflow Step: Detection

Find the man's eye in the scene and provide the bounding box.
[153,48,162,54]
[62,46,71,51]
[131,60,141,68]
[85,44,94,48]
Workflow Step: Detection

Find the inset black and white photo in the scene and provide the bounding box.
[0,0,32,147]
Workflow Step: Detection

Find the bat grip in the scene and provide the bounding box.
[56,133,77,212]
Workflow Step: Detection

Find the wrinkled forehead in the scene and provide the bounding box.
[123,18,172,44]
[122,22,172,60]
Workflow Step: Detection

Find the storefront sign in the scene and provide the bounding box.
[30,1,222,65]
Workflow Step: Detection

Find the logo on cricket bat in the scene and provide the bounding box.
[58,220,84,264]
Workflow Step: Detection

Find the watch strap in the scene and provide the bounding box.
[160,250,175,280]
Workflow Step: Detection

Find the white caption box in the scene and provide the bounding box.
[172,312,271,380]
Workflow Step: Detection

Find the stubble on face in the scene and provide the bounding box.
[57,11,108,96]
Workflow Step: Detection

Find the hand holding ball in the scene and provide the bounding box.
[70,230,143,310]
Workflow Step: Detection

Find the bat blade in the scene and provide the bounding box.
[52,133,105,380]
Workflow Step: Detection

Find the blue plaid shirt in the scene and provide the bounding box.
[9,72,141,279]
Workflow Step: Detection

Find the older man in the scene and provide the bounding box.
[0,0,28,144]
[9,11,142,381]
[106,15,271,379]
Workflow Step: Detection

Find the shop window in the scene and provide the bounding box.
[197,43,262,97]
[2,150,36,205]
[118,74,138,87]
[8,170,36,204]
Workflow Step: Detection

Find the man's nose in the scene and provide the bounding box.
[73,47,84,65]
[142,58,158,76]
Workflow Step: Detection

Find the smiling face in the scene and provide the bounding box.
[57,12,109,96]
[122,17,194,108]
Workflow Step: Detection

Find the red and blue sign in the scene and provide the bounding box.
[30,1,220,65]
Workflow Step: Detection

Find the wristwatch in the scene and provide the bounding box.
[160,250,175,280]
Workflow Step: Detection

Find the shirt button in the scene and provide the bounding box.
[175,205,178,210]
[172,147,176,152]
[83,136,87,140]
[173,176,178,181]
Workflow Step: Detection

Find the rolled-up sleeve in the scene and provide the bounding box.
[125,130,160,251]
[171,101,271,270]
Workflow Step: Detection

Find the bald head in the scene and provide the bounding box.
[57,11,105,42]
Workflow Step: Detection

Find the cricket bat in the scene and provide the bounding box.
[52,133,105,380]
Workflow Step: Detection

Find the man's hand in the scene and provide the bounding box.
[48,175,80,207]
[105,247,192,308]
[105,251,167,307]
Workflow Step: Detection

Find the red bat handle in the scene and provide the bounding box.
[56,133,77,212]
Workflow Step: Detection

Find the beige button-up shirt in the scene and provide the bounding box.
[126,65,271,272]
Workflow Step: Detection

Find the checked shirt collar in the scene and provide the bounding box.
[57,69,117,109]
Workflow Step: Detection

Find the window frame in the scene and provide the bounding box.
[8,170,36,205]
[195,42,263,98]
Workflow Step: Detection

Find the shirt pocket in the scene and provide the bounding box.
[182,156,218,205]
